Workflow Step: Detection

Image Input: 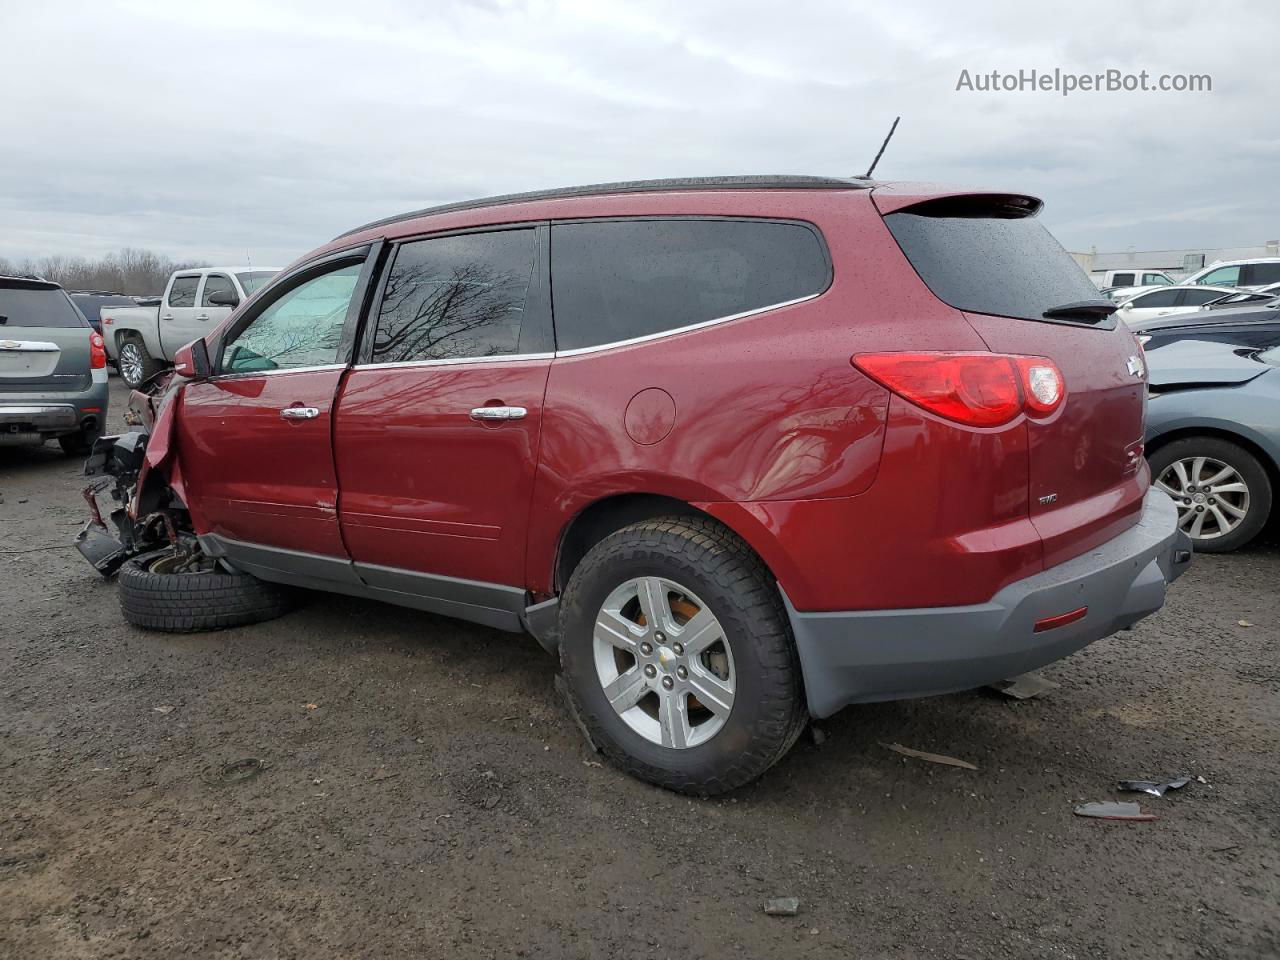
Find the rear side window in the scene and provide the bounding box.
[371,229,536,363]
[1111,273,1135,286]
[1180,288,1228,306]
[884,200,1101,324]
[1245,263,1280,286]
[167,275,200,307]
[0,285,86,328]
[550,219,830,351]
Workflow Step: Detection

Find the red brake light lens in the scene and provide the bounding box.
[852,352,1065,427]
[89,331,107,369]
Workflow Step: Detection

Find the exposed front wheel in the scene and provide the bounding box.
[117,336,164,390]
[558,517,807,795]
[1149,436,1273,553]
[118,548,294,632]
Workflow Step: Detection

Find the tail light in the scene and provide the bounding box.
[89,331,107,370]
[852,352,1065,427]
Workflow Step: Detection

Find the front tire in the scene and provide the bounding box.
[558,517,807,795]
[1149,436,1272,552]
[117,335,163,390]
[118,549,294,632]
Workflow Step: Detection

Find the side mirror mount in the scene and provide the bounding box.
[206,290,240,307]
[173,338,212,380]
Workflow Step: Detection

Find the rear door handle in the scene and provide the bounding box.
[470,406,527,421]
[280,406,320,420]
[195,314,209,321]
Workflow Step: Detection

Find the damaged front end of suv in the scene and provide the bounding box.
[74,376,202,576]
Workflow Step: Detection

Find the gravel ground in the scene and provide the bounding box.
[2,376,1277,959]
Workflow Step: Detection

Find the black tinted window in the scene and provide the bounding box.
[201,274,238,307]
[371,230,536,363]
[551,219,830,351]
[1134,289,1180,307]
[885,203,1101,324]
[1112,273,1135,286]
[1245,263,1280,286]
[1180,288,1227,306]
[168,275,199,307]
[0,285,86,328]
[69,293,133,325]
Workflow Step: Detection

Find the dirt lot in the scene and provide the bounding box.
[2,376,1277,959]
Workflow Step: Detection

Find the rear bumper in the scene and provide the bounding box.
[0,382,109,440]
[787,489,1191,718]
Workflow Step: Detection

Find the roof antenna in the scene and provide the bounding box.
[863,116,900,179]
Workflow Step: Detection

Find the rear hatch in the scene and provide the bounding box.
[876,191,1149,567]
[0,278,94,393]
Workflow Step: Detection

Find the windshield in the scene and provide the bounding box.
[236,270,279,295]
[0,284,86,328]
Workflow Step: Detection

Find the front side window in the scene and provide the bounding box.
[370,229,536,364]
[201,274,237,307]
[1198,265,1241,286]
[1143,273,1171,285]
[551,219,830,351]
[222,262,361,373]
[167,275,200,307]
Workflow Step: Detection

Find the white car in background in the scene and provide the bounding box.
[101,267,279,387]
[1090,268,1175,290]
[1181,258,1280,291]
[1114,285,1242,327]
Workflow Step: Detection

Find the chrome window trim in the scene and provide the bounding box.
[351,352,554,372]
[211,363,348,382]
[552,292,821,357]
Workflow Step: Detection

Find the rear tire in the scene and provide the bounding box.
[1149,436,1272,552]
[117,335,163,390]
[118,549,294,632]
[558,517,807,795]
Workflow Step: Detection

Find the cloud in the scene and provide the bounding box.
[2,0,1275,266]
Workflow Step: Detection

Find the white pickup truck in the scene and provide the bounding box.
[101,266,279,387]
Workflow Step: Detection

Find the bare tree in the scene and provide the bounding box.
[0,248,207,296]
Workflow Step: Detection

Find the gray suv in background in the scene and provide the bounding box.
[0,276,109,455]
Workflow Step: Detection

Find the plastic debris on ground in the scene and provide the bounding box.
[1073,801,1158,821]
[987,672,1059,700]
[882,742,978,770]
[1118,774,1193,797]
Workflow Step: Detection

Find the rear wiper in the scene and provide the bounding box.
[1042,299,1119,322]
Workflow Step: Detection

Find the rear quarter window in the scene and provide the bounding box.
[884,199,1102,323]
[550,218,830,351]
[0,285,87,328]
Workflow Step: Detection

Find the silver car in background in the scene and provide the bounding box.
[0,276,109,455]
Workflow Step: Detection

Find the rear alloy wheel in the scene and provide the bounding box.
[1150,437,1272,552]
[118,548,294,632]
[117,337,163,390]
[558,517,807,795]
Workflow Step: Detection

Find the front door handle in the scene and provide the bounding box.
[470,405,527,421]
[161,314,174,320]
[280,406,320,420]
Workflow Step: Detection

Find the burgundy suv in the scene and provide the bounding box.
[77,176,1191,794]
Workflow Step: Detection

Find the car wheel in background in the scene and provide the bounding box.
[117,336,163,390]
[557,517,807,795]
[1149,436,1273,553]
[118,548,295,632]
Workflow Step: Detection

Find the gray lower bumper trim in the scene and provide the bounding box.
[787,490,1192,718]
[0,404,79,430]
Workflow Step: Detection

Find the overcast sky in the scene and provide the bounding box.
[4,0,1276,268]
